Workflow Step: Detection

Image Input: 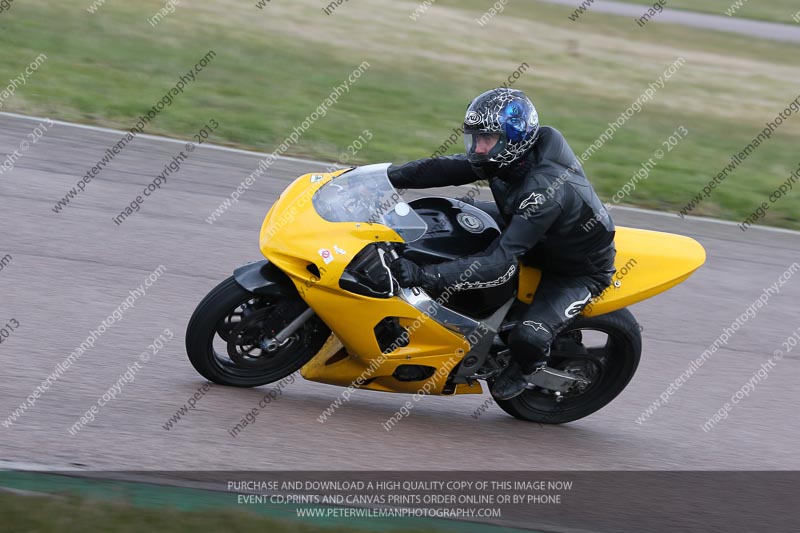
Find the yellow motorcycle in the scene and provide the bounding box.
[186,163,705,423]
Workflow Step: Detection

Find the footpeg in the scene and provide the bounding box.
[526,366,590,393]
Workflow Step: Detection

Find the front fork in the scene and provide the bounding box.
[233,259,318,353]
[259,307,316,352]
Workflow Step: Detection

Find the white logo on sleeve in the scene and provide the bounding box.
[453,264,516,290]
[565,293,592,318]
[519,192,545,211]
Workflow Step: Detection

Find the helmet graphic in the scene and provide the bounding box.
[463,88,539,168]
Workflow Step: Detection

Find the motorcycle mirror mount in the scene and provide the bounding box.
[394,202,411,216]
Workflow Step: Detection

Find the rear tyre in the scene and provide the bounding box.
[494,308,641,424]
[185,276,330,387]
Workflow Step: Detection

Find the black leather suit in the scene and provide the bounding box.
[388,127,617,371]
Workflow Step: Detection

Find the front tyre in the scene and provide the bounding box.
[185,276,330,387]
[495,308,642,424]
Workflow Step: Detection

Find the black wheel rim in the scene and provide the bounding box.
[216,297,270,342]
[209,293,320,380]
[514,323,630,418]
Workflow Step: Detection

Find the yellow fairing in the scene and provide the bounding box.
[260,172,704,396]
[517,227,706,316]
[259,171,478,395]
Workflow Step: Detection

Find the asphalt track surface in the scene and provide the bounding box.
[1,113,799,530]
[539,0,800,43]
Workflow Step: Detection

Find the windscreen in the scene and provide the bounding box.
[312,163,428,242]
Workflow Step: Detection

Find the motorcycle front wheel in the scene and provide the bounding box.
[185,276,330,387]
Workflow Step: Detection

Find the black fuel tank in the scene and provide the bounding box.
[404,197,515,318]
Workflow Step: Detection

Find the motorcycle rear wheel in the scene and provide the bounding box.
[185,276,330,387]
[494,308,642,424]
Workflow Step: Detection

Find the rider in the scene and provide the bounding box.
[387,88,616,400]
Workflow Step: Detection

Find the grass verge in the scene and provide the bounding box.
[614,0,800,24]
[0,0,798,228]
[0,491,342,533]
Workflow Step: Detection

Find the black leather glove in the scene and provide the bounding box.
[390,258,441,292]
